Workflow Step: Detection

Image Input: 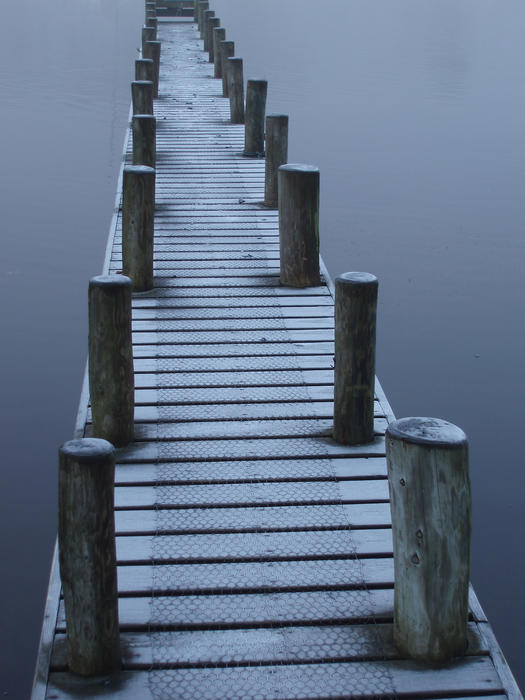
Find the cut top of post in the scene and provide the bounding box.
[90,274,132,289]
[279,163,319,175]
[336,271,377,287]
[59,438,115,464]
[387,417,468,448]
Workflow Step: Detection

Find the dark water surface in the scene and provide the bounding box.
[1,0,523,696]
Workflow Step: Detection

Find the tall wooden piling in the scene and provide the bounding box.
[264,114,288,207]
[146,16,158,40]
[244,79,267,156]
[144,40,161,98]
[227,57,244,124]
[58,438,120,676]
[333,272,378,445]
[198,1,209,36]
[278,164,320,287]
[132,114,156,168]
[122,165,155,292]
[142,25,155,52]
[131,80,154,115]
[207,17,220,63]
[135,58,154,84]
[220,40,235,97]
[88,275,134,446]
[213,28,226,78]
[203,10,215,52]
[386,417,471,662]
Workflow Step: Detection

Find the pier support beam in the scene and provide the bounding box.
[227,57,244,124]
[58,438,120,676]
[278,164,320,287]
[88,275,134,446]
[386,417,471,662]
[264,114,288,207]
[333,272,378,445]
[122,165,155,292]
[244,79,267,157]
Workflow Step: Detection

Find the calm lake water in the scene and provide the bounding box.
[1,0,523,696]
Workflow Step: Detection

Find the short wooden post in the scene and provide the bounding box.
[135,58,154,84]
[386,417,471,662]
[122,166,155,292]
[207,17,220,63]
[142,25,155,53]
[193,0,199,21]
[132,114,156,168]
[333,272,378,445]
[213,28,226,78]
[145,0,156,15]
[264,114,288,207]
[131,80,153,116]
[58,438,120,676]
[278,164,320,287]
[88,275,134,446]
[144,40,161,98]
[146,16,158,40]
[198,1,209,36]
[220,40,235,97]
[203,10,215,52]
[244,79,267,156]
[227,57,244,124]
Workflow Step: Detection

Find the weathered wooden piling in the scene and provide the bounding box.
[278,164,320,287]
[333,272,378,445]
[146,16,158,40]
[227,57,244,124]
[141,25,155,52]
[203,10,215,52]
[213,27,226,78]
[207,17,220,63]
[198,1,209,36]
[244,79,267,157]
[88,275,134,446]
[193,0,199,21]
[144,40,161,98]
[131,80,154,115]
[122,165,155,292]
[132,114,156,168]
[386,417,471,662]
[220,40,235,97]
[135,57,154,84]
[264,114,288,207]
[58,438,120,676]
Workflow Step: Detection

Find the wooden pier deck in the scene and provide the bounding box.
[33,17,522,700]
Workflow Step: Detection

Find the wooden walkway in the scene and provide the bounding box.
[33,17,522,700]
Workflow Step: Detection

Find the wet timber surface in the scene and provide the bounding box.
[32,17,522,700]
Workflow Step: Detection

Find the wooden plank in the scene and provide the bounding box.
[132,368,334,387]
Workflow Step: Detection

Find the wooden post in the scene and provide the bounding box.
[220,40,235,97]
[198,1,209,37]
[132,114,156,168]
[135,58,154,84]
[264,114,288,207]
[333,272,378,445]
[213,28,226,78]
[227,57,244,124]
[122,166,155,292]
[88,275,134,446]
[145,0,156,15]
[386,417,471,662]
[144,40,161,98]
[193,0,199,21]
[207,17,220,63]
[58,438,120,676]
[142,25,155,53]
[146,16,158,40]
[203,10,215,52]
[244,79,267,156]
[278,164,320,287]
[131,80,153,116]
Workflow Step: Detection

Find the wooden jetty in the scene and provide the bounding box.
[32,12,522,700]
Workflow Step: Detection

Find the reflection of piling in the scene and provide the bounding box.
[333,272,378,445]
[386,417,471,662]
[278,164,320,287]
[264,114,288,207]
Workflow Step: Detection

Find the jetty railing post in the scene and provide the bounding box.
[264,114,288,207]
[144,40,161,98]
[220,40,235,97]
[278,164,321,287]
[203,10,215,52]
[386,417,471,662]
[198,1,209,37]
[122,166,156,292]
[213,28,226,78]
[58,438,120,676]
[132,114,156,168]
[131,80,154,116]
[207,17,220,63]
[135,57,154,84]
[88,275,134,446]
[244,79,267,157]
[227,57,245,124]
[142,25,155,53]
[193,0,199,22]
[146,16,158,40]
[333,272,378,445]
